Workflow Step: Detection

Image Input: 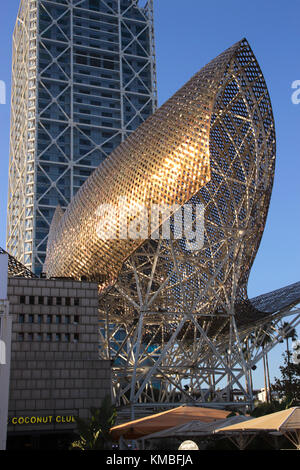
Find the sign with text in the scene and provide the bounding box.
[8,415,76,426]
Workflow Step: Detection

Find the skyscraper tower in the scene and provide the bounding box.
[7,0,157,274]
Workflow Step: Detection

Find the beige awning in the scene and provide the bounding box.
[215,407,300,433]
[136,415,253,441]
[110,405,230,440]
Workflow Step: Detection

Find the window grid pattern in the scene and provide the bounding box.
[7,0,157,275]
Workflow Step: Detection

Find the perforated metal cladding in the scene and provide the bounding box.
[0,247,37,279]
[169,38,276,320]
[45,38,275,319]
[95,38,276,406]
[44,40,240,282]
[198,39,276,319]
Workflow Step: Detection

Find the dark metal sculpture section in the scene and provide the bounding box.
[0,247,37,279]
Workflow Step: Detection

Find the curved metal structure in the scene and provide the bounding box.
[45,38,281,409]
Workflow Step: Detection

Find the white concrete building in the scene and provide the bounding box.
[0,254,12,450]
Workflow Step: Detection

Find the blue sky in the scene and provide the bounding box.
[0,0,299,388]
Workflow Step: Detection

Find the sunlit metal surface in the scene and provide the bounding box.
[44,39,284,408]
[45,37,276,320]
[44,41,238,282]
[45,38,275,292]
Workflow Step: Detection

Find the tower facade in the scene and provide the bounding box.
[7,0,156,274]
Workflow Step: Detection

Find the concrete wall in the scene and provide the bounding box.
[7,278,111,435]
[0,254,11,450]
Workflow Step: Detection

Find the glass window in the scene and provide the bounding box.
[28,314,34,323]
[73,333,79,343]
[18,314,25,323]
[18,333,24,341]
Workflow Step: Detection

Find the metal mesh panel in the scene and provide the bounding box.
[45,40,246,282]
[0,247,37,279]
[44,38,279,408]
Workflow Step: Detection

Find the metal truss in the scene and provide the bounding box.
[7,0,157,273]
[45,38,274,287]
[43,37,282,413]
[6,0,38,268]
[98,237,300,414]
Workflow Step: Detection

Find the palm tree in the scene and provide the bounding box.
[262,344,271,402]
[255,328,273,403]
[71,396,117,450]
[246,333,257,394]
[280,322,298,366]
[242,334,255,398]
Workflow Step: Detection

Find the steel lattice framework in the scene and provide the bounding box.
[7,0,157,274]
[7,0,38,270]
[44,38,300,412]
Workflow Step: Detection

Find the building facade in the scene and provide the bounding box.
[0,254,12,450]
[7,0,156,274]
[6,276,111,449]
